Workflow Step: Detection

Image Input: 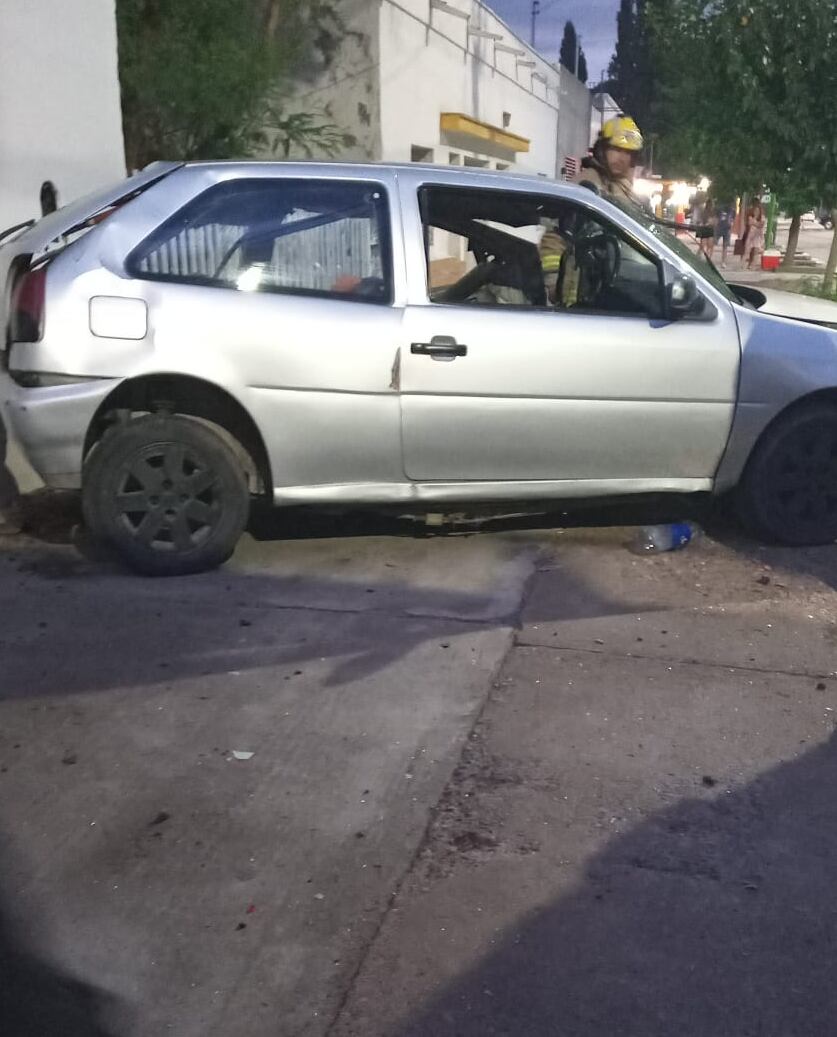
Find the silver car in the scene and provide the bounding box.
[3,161,837,575]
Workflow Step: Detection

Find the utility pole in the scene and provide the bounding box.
[531,0,540,47]
[575,34,581,77]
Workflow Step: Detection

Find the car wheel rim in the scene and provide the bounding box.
[113,442,222,553]
[769,426,837,529]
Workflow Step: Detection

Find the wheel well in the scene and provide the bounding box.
[732,388,837,487]
[758,389,837,444]
[84,375,272,495]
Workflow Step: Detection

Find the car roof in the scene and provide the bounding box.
[181,159,596,202]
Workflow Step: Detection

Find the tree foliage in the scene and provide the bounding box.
[648,0,837,281]
[560,20,588,82]
[607,0,659,132]
[116,0,355,170]
[649,1,836,184]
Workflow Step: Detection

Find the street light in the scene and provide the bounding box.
[531,0,540,47]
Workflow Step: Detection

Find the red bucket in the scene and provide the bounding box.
[762,249,781,271]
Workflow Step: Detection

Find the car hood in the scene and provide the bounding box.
[731,283,837,327]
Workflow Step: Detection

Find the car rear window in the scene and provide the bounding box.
[126,178,392,304]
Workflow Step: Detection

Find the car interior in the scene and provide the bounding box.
[420,186,665,318]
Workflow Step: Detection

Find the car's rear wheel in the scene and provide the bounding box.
[737,403,837,546]
[83,414,249,576]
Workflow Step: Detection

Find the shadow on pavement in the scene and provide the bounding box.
[704,507,837,594]
[246,494,717,543]
[392,733,837,1036]
[0,837,121,1036]
[0,555,658,697]
[4,488,835,699]
[13,489,715,549]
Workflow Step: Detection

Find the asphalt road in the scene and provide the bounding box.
[777,218,833,265]
[2,499,837,1037]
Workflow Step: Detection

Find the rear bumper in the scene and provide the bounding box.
[5,377,120,489]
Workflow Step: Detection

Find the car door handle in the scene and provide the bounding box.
[411,336,467,358]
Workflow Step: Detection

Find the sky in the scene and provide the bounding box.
[487,0,621,84]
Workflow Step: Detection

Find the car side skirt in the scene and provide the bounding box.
[272,478,712,506]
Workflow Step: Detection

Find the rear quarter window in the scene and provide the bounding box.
[126,178,393,304]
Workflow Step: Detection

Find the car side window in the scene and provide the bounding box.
[420,185,664,319]
[127,178,392,304]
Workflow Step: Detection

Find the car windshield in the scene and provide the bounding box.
[608,196,738,303]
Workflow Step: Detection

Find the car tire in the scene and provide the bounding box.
[82,414,250,576]
[737,403,837,546]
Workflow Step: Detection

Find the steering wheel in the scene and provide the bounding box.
[575,232,621,289]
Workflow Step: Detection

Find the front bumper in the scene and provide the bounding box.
[5,377,120,489]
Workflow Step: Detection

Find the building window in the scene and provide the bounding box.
[127,178,393,305]
[448,152,462,165]
[411,145,435,163]
[464,156,490,168]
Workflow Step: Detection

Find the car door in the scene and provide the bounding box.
[126,171,406,498]
[397,175,740,489]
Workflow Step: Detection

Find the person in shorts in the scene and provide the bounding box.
[713,203,734,267]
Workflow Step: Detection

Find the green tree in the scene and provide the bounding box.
[116,0,354,170]
[608,0,660,133]
[559,20,578,72]
[559,20,587,81]
[774,179,821,271]
[648,0,837,284]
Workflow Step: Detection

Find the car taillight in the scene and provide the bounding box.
[9,266,46,343]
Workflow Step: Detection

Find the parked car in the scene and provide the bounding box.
[4,161,837,575]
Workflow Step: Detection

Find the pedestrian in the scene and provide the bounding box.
[713,201,734,267]
[744,201,766,270]
[577,115,644,204]
[700,198,715,257]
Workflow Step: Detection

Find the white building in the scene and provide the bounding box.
[590,91,623,147]
[0,0,126,230]
[288,0,591,179]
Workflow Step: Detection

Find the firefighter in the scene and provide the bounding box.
[578,115,644,202]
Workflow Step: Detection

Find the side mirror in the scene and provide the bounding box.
[666,273,702,318]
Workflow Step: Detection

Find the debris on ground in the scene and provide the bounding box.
[631,522,697,554]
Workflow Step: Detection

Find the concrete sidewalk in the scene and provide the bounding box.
[0,517,538,1037]
[332,529,837,1037]
[3,502,837,1036]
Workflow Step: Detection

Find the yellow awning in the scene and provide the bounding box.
[440,113,530,153]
